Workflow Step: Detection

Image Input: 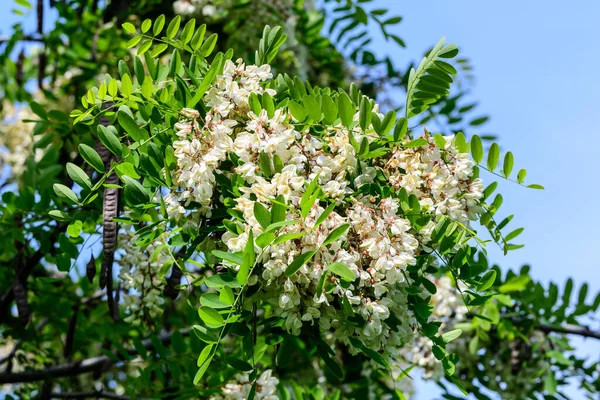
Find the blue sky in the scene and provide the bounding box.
[369,1,600,398]
[2,1,600,399]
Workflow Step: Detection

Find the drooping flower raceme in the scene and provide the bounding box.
[161,58,485,368]
[405,275,469,379]
[117,228,170,325]
[209,369,279,400]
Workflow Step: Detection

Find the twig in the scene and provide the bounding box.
[0,329,189,384]
[49,390,130,400]
[538,323,600,341]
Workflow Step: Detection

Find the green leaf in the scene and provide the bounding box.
[200,293,231,309]
[66,163,92,189]
[212,250,243,265]
[220,286,235,305]
[194,347,214,384]
[118,111,148,142]
[379,110,396,135]
[487,143,500,171]
[441,329,462,343]
[327,262,355,282]
[320,353,344,380]
[322,95,338,124]
[205,274,242,289]
[141,19,151,33]
[122,176,150,205]
[256,231,275,248]
[150,44,168,58]
[288,100,306,122]
[527,184,544,190]
[404,138,427,148]
[338,91,355,128]
[237,230,254,285]
[253,202,271,229]
[137,39,152,56]
[115,162,139,179]
[53,184,79,205]
[517,169,527,184]
[544,373,557,395]
[198,306,224,328]
[505,227,524,242]
[471,135,483,164]
[361,347,389,369]
[284,251,316,277]
[153,14,166,36]
[122,22,136,34]
[120,73,132,97]
[359,96,372,132]
[272,232,305,245]
[393,117,408,141]
[180,19,196,44]
[502,151,514,177]
[97,125,123,157]
[313,202,335,229]
[433,134,446,149]
[478,270,497,291]
[141,76,153,99]
[225,357,253,372]
[78,144,105,173]
[108,79,118,97]
[455,132,469,153]
[49,210,71,222]
[303,95,321,121]
[499,275,530,293]
[166,15,181,40]
[200,33,218,57]
[322,224,349,247]
[470,116,489,126]
[270,195,286,223]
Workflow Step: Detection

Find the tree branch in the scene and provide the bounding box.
[538,323,600,340]
[0,329,189,384]
[49,391,130,400]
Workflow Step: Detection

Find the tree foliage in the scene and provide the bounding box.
[0,1,598,400]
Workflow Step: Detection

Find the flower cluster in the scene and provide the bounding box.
[117,229,171,325]
[0,103,42,183]
[405,276,468,379]
[164,60,485,367]
[209,369,279,400]
[165,59,274,219]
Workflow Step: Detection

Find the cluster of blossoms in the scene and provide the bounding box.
[165,59,274,219]
[117,229,170,325]
[164,59,484,366]
[386,138,484,227]
[209,369,279,400]
[0,103,42,183]
[404,275,469,379]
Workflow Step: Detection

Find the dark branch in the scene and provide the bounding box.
[0,329,189,384]
[49,391,130,400]
[0,35,44,44]
[538,323,600,340]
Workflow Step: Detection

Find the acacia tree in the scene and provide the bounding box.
[0,1,599,400]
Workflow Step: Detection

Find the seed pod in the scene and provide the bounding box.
[86,255,96,283]
[36,0,43,34]
[13,275,30,326]
[164,266,183,299]
[37,51,46,91]
[15,49,24,88]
